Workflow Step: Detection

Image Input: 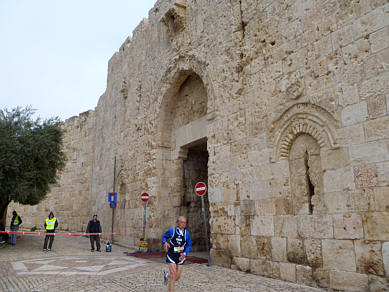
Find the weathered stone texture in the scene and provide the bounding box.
[8,0,389,290]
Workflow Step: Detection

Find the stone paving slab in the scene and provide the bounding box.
[0,235,325,291]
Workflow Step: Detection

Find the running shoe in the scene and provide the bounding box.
[163,270,169,285]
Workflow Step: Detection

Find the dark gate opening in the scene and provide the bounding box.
[182,140,210,252]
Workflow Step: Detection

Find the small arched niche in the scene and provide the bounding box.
[289,134,324,215]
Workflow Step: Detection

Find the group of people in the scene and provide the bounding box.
[5,211,191,291]
[4,211,102,252]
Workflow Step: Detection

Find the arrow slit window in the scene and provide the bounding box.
[289,134,324,215]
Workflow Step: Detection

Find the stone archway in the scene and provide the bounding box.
[156,63,213,252]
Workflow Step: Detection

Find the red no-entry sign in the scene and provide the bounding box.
[141,192,149,202]
[195,182,207,196]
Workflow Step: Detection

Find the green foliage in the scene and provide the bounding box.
[0,107,66,209]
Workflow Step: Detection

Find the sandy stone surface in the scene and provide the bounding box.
[0,235,324,291]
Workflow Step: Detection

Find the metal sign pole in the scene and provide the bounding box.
[142,202,146,239]
[200,195,211,266]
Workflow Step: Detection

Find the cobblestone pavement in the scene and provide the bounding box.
[0,234,324,291]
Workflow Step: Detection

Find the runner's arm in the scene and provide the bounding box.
[184,231,191,256]
[161,228,174,245]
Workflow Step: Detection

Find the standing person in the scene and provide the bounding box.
[86,214,102,252]
[10,211,22,245]
[43,211,58,252]
[161,216,191,292]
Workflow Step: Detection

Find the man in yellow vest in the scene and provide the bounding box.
[10,211,22,245]
[43,211,58,252]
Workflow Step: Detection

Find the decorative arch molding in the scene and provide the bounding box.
[269,103,340,162]
[153,54,214,149]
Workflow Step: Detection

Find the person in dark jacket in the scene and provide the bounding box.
[43,211,58,252]
[10,211,22,245]
[86,214,102,252]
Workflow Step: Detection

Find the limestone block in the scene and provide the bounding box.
[336,124,365,146]
[280,262,296,282]
[333,213,364,239]
[256,236,272,259]
[323,166,355,193]
[324,189,375,213]
[270,160,289,179]
[349,142,389,164]
[342,38,371,64]
[208,187,223,203]
[355,240,384,276]
[233,257,250,272]
[253,198,276,216]
[377,162,389,187]
[297,215,333,239]
[253,165,272,181]
[352,4,389,39]
[323,239,356,272]
[249,181,269,200]
[304,239,323,268]
[363,212,389,240]
[250,258,280,278]
[368,94,387,118]
[329,271,369,291]
[313,268,329,288]
[240,235,257,259]
[250,216,274,236]
[364,117,389,142]
[320,147,350,170]
[341,102,368,126]
[210,248,231,268]
[271,237,287,262]
[248,149,269,166]
[375,187,389,212]
[274,198,293,215]
[228,235,241,257]
[287,238,307,265]
[383,242,389,276]
[240,200,256,216]
[274,215,298,238]
[368,275,389,292]
[296,265,315,287]
[339,84,358,107]
[354,164,378,188]
[332,25,353,49]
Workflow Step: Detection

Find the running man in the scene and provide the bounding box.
[161,216,191,292]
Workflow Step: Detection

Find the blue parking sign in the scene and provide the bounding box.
[108,192,117,202]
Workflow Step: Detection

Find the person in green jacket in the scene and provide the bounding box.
[10,211,22,245]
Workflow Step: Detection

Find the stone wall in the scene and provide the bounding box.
[9,0,389,290]
[8,110,95,232]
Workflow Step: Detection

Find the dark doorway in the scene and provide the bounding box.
[182,140,210,252]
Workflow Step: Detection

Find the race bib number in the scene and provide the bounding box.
[174,247,184,252]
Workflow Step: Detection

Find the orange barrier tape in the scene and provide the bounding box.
[0,231,129,236]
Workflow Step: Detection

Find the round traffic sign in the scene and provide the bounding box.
[141,192,149,202]
[109,201,117,208]
[195,182,207,196]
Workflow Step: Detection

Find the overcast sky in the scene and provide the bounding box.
[0,0,156,120]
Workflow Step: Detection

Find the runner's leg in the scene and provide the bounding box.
[168,263,177,292]
[175,265,184,281]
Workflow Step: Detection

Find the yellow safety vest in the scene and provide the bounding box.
[13,216,20,226]
[45,217,56,230]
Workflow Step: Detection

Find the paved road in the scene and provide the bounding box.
[0,234,324,291]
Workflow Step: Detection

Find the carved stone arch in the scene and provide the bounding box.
[269,103,340,162]
[154,55,214,149]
